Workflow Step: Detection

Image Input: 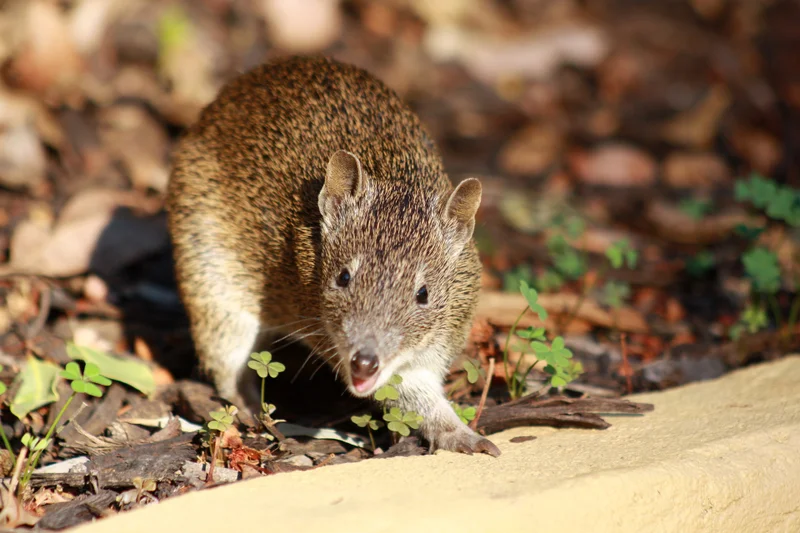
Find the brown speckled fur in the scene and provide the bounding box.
[166,56,499,456]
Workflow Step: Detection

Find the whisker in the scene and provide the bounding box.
[272,323,323,346]
[309,347,339,380]
[291,338,328,383]
[258,317,319,334]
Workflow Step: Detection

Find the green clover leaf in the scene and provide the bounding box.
[517,327,546,341]
[351,414,372,428]
[83,363,112,386]
[606,239,638,269]
[60,362,82,382]
[463,360,482,384]
[602,280,631,309]
[402,411,423,430]
[742,247,781,293]
[374,383,399,402]
[383,407,410,436]
[520,280,548,321]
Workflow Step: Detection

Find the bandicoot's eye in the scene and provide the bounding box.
[336,268,351,287]
[416,285,428,305]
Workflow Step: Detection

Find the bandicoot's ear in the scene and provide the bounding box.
[319,150,364,218]
[444,177,482,248]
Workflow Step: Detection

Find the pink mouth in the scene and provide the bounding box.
[352,373,379,394]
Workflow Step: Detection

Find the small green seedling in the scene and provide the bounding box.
[247,351,285,423]
[729,304,769,340]
[502,280,580,398]
[382,407,422,437]
[20,433,50,454]
[687,250,716,277]
[536,269,565,292]
[679,198,713,220]
[374,374,402,402]
[207,406,236,433]
[352,374,426,447]
[18,361,111,491]
[529,336,575,387]
[602,280,631,310]
[61,362,112,397]
[605,239,639,270]
[463,360,483,384]
[742,247,781,294]
[451,403,477,425]
[205,405,237,483]
[351,414,383,450]
[732,174,800,340]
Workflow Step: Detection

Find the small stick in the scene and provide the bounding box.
[9,446,28,497]
[470,357,495,431]
[206,438,220,485]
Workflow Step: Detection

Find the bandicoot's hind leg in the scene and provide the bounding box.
[168,163,266,413]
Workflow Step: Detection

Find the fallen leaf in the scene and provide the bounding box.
[10,356,61,419]
[4,0,84,101]
[662,152,730,189]
[425,23,609,84]
[0,121,46,191]
[660,85,732,148]
[66,343,156,397]
[498,123,564,176]
[261,0,343,53]
[729,126,782,177]
[97,104,170,191]
[3,188,163,278]
[476,290,649,333]
[570,143,656,187]
[645,201,765,244]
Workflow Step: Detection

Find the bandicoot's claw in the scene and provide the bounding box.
[475,437,501,457]
[435,427,501,457]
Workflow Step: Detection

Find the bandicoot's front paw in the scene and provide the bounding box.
[432,426,501,457]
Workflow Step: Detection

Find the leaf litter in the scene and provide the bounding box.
[0,0,798,528]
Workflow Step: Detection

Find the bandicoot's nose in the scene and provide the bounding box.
[351,351,379,379]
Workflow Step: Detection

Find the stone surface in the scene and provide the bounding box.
[75,356,800,533]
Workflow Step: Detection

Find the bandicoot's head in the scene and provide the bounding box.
[317,150,482,397]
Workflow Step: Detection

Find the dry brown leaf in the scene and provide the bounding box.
[425,23,609,83]
[157,7,221,113]
[570,143,656,187]
[662,152,730,189]
[660,85,732,148]
[498,123,564,176]
[69,0,131,56]
[5,0,84,101]
[98,104,170,191]
[0,121,46,191]
[476,290,648,333]
[729,126,782,177]
[645,201,765,245]
[261,0,342,52]
[3,189,162,278]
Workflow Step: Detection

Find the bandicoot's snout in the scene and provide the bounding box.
[350,350,380,393]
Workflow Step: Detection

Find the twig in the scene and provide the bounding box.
[206,437,219,485]
[9,446,27,497]
[25,282,52,340]
[470,357,495,431]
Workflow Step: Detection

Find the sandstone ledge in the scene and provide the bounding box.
[75,355,800,533]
